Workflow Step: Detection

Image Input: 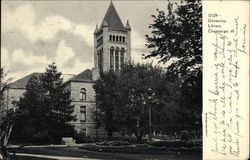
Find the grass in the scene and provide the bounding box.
[14,146,202,160]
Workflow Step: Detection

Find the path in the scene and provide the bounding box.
[12,153,102,160]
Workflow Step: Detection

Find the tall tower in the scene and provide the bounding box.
[93,2,131,80]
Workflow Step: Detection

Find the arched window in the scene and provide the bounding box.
[112,35,115,41]
[115,48,119,71]
[119,36,122,42]
[109,35,112,41]
[123,36,125,42]
[120,48,125,69]
[110,47,114,70]
[116,35,119,41]
[80,88,86,100]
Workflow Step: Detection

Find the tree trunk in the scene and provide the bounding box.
[1,123,14,160]
[136,134,143,143]
[135,127,143,143]
[3,123,13,146]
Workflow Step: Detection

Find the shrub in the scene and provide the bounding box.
[96,140,130,146]
[73,132,95,143]
[149,140,194,148]
[95,137,145,144]
[31,131,55,144]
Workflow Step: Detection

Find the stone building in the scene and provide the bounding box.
[2,2,131,138]
[61,69,98,137]
[68,1,131,136]
[2,73,73,112]
[92,1,131,80]
[2,73,42,112]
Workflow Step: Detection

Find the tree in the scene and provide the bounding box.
[145,0,202,75]
[12,63,76,144]
[145,0,202,136]
[93,63,179,141]
[0,68,17,160]
[93,71,120,137]
[118,63,166,141]
[40,63,76,143]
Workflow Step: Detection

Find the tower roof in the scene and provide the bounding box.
[101,2,125,30]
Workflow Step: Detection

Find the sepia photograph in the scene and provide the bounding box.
[1,0,203,160]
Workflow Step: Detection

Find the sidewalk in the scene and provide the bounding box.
[12,153,102,160]
[9,144,85,148]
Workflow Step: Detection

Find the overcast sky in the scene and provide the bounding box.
[1,0,168,81]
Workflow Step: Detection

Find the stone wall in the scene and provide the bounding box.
[67,81,97,137]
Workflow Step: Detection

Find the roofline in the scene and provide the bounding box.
[62,79,96,87]
[5,87,26,90]
[67,79,95,83]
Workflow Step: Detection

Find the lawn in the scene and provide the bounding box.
[14,146,202,160]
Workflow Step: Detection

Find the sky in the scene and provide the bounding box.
[1,0,168,81]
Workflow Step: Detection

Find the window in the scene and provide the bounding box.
[115,48,119,71]
[80,88,86,100]
[123,36,125,42]
[110,47,114,70]
[119,36,122,42]
[80,106,86,122]
[109,35,112,41]
[80,106,86,113]
[116,35,119,41]
[97,37,103,47]
[98,49,103,72]
[112,35,115,41]
[120,48,125,69]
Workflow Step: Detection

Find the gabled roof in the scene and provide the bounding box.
[101,2,125,30]
[63,69,93,85]
[9,72,42,89]
[71,69,92,81]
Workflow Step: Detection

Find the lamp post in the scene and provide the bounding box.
[147,88,153,140]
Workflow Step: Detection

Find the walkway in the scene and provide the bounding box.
[12,153,102,160]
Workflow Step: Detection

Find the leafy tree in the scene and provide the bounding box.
[118,63,165,140]
[41,63,76,142]
[12,63,76,144]
[145,0,202,136]
[145,0,202,74]
[12,76,49,143]
[93,63,179,141]
[93,71,120,137]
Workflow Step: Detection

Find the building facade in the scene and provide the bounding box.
[92,1,131,80]
[69,2,131,137]
[2,2,131,138]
